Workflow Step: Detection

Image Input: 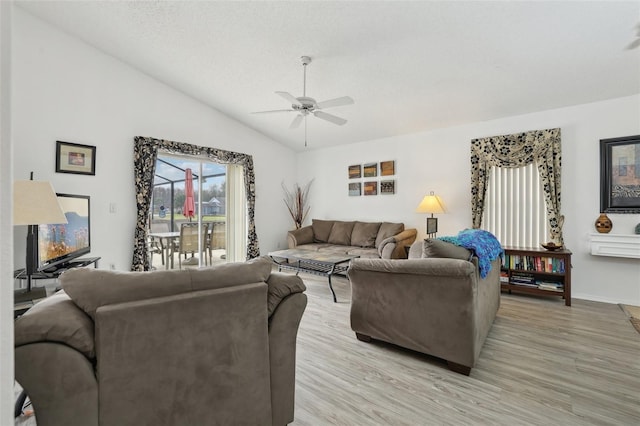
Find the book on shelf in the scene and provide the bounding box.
[536,280,564,292]
[502,253,565,274]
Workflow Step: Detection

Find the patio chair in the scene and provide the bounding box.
[173,222,209,269]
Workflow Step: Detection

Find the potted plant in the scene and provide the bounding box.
[282,180,313,229]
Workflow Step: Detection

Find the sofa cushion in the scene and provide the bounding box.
[423,238,473,261]
[327,221,355,245]
[351,221,381,247]
[312,219,335,243]
[62,257,273,319]
[14,291,96,359]
[375,222,404,248]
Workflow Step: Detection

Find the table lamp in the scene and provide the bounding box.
[13,177,67,302]
[416,191,446,238]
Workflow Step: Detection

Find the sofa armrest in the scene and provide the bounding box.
[15,291,95,359]
[377,228,418,259]
[287,226,314,248]
[266,272,307,317]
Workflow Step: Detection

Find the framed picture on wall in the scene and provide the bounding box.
[600,135,640,213]
[363,181,377,196]
[380,160,395,176]
[348,164,361,179]
[349,182,361,196]
[380,180,395,194]
[363,163,377,177]
[56,141,96,175]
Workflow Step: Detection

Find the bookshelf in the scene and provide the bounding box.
[501,247,572,306]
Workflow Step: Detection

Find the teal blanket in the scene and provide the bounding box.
[438,229,503,279]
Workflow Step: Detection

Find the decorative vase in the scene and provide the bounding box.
[595,213,612,233]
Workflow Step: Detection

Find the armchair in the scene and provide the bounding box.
[14,257,307,426]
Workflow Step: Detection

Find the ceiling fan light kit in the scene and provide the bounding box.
[252,56,354,147]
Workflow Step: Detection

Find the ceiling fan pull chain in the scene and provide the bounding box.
[304,116,308,147]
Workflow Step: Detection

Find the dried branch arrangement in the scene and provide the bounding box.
[282,180,313,229]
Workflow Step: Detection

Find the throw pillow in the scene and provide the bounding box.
[312,219,335,243]
[375,222,404,248]
[351,221,382,247]
[423,238,472,261]
[327,221,356,245]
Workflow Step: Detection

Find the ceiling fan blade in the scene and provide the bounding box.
[313,110,347,126]
[316,96,355,109]
[290,114,304,129]
[626,38,640,50]
[276,91,302,106]
[250,109,293,114]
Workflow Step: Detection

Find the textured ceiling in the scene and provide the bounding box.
[16,1,640,151]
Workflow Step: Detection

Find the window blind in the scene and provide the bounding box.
[482,163,548,248]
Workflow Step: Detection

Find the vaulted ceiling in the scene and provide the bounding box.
[16,1,640,151]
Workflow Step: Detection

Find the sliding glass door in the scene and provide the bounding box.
[149,153,246,268]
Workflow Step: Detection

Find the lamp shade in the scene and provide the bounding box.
[13,180,67,225]
[416,192,446,214]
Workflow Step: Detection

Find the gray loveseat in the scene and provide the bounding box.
[348,239,501,375]
[14,257,307,426]
[287,219,417,259]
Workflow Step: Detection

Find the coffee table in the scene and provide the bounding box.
[268,249,359,303]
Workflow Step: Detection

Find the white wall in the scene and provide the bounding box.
[12,8,298,273]
[297,95,640,305]
[1,2,14,423]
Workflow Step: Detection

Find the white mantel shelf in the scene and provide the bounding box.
[589,233,640,259]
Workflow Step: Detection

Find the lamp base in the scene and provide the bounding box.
[426,217,438,236]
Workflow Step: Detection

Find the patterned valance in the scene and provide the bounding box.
[131,136,259,271]
[470,128,564,244]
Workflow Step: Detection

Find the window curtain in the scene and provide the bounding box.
[131,136,259,271]
[470,128,564,244]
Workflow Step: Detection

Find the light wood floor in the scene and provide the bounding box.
[292,274,640,425]
[15,273,640,425]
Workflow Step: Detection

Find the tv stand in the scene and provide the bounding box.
[41,257,101,274]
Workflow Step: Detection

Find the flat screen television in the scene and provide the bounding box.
[38,193,91,272]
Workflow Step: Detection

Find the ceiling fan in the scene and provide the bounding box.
[252,56,354,146]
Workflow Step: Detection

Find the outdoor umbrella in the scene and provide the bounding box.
[183,168,195,220]
[181,168,199,265]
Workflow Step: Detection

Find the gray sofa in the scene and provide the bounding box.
[348,239,501,375]
[14,257,307,426]
[287,219,417,259]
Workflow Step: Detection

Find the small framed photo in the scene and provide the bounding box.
[600,135,640,213]
[363,181,377,196]
[348,182,361,196]
[56,141,96,175]
[363,162,378,177]
[380,160,395,176]
[348,164,361,179]
[380,180,395,194]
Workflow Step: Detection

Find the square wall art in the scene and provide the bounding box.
[349,182,362,196]
[364,181,378,196]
